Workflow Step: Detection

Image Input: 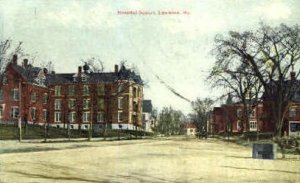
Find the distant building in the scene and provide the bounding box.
[209,101,264,134]
[142,100,155,132]
[209,72,300,136]
[182,123,197,136]
[0,55,144,131]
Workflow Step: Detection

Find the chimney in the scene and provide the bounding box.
[12,54,18,64]
[291,71,296,81]
[23,59,28,67]
[43,68,48,75]
[114,64,119,74]
[83,63,89,74]
[78,66,82,75]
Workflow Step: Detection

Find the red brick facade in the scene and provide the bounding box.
[0,55,144,131]
[209,100,300,136]
[209,103,265,134]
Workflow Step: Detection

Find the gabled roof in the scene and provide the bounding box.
[182,123,197,129]
[263,78,300,103]
[118,65,143,84]
[46,65,143,85]
[5,58,143,87]
[8,63,46,86]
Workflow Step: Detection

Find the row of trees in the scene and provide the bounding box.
[153,100,213,137]
[154,106,185,135]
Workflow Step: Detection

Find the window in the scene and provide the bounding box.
[11,89,19,101]
[0,89,3,101]
[55,112,61,122]
[83,99,90,109]
[139,88,143,97]
[43,93,48,104]
[83,85,89,96]
[118,111,123,122]
[97,112,104,123]
[249,121,257,131]
[55,99,61,110]
[118,97,123,109]
[43,109,47,121]
[118,83,123,93]
[31,108,36,120]
[250,109,256,118]
[11,106,19,119]
[289,108,297,117]
[31,92,37,102]
[236,109,242,118]
[97,98,105,110]
[143,114,146,121]
[68,85,76,96]
[97,84,105,95]
[137,88,140,97]
[290,122,300,132]
[132,114,136,124]
[237,120,242,131]
[83,112,90,122]
[69,112,76,123]
[68,99,76,109]
[133,87,137,98]
[133,102,138,112]
[54,86,61,96]
[0,105,4,119]
[82,76,87,82]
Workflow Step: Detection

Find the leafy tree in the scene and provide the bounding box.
[155,107,184,135]
[191,98,214,137]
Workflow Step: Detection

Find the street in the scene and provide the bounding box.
[0,137,299,183]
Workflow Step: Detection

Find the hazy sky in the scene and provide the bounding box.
[1,0,300,114]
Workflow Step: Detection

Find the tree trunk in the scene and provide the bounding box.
[44,122,47,142]
[67,122,70,141]
[103,123,107,140]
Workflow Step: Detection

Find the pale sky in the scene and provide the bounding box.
[1,0,300,114]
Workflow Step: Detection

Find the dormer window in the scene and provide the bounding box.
[83,85,90,96]
[82,76,87,82]
[72,73,88,82]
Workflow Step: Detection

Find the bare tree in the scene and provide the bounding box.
[81,57,104,73]
[208,59,263,133]
[211,23,300,137]
[0,40,23,141]
[39,61,55,73]
[0,40,23,72]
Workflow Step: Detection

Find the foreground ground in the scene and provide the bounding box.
[0,137,299,183]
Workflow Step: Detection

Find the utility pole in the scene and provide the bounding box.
[44,112,47,142]
[18,80,22,142]
[88,85,94,141]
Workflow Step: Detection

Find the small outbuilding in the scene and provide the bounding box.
[183,123,197,136]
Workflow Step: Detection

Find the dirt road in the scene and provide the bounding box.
[0,137,299,183]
